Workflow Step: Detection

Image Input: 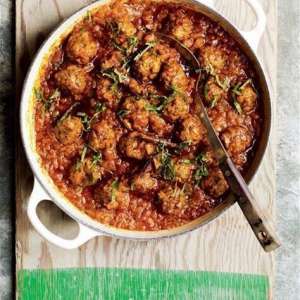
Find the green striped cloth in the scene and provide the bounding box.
[18,268,268,300]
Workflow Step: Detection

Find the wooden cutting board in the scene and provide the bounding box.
[15,0,277,299]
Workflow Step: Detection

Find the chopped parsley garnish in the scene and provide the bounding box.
[157,143,175,181]
[83,11,93,24]
[233,99,243,114]
[215,75,230,91]
[92,152,102,166]
[174,141,192,154]
[133,41,157,62]
[117,109,130,118]
[34,87,60,110]
[111,179,120,202]
[95,102,106,113]
[231,79,253,114]
[57,102,80,123]
[232,79,252,95]
[77,104,106,131]
[193,152,209,186]
[102,68,128,87]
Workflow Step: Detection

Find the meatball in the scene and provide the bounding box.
[221,126,252,154]
[201,168,229,198]
[55,116,83,144]
[128,78,143,95]
[158,185,189,217]
[163,95,189,121]
[96,77,121,109]
[119,132,156,160]
[180,115,206,145]
[69,157,103,187]
[173,159,195,183]
[66,29,98,64]
[118,19,136,37]
[101,51,124,70]
[160,62,190,92]
[121,97,150,132]
[89,119,117,151]
[204,76,226,107]
[169,10,193,41]
[101,147,119,173]
[96,179,130,210]
[131,171,158,194]
[149,113,173,137]
[54,65,91,96]
[237,84,257,114]
[135,50,162,81]
[202,46,227,73]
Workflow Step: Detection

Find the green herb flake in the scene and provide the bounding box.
[84,11,93,23]
[80,146,88,163]
[33,87,45,102]
[34,87,60,111]
[215,75,230,91]
[193,152,209,186]
[102,68,128,86]
[233,99,243,114]
[158,143,175,181]
[117,109,130,118]
[92,152,102,166]
[95,102,106,113]
[133,41,157,62]
[111,179,120,202]
[181,159,191,165]
[232,79,252,96]
[77,112,91,131]
[175,141,192,154]
[128,36,138,51]
[210,96,218,108]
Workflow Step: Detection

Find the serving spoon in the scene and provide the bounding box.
[156,33,280,252]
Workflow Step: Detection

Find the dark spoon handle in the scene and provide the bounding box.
[219,157,281,252]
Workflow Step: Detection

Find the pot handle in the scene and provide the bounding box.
[27,178,100,249]
[240,0,267,53]
[198,0,266,53]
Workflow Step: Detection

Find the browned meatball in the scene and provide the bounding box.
[131,171,158,194]
[66,29,98,64]
[128,78,143,95]
[117,19,137,37]
[201,168,229,198]
[101,51,124,70]
[55,116,83,144]
[163,95,189,122]
[96,77,121,109]
[237,84,257,114]
[135,50,162,81]
[158,185,189,217]
[89,119,117,151]
[149,113,173,137]
[160,62,190,92]
[204,76,226,107]
[169,10,193,42]
[202,46,227,73]
[54,65,91,96]
[69,157,103,187]
[173,159,195,183]
[121,97,150,132]
[96,179,130,210]
[119,132,156,160]
[180,115,206,145]
[208,100,246,133]
[101,147,119,173]
[221,125,252,154]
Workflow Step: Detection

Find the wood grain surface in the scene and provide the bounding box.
[15,0,277,298]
